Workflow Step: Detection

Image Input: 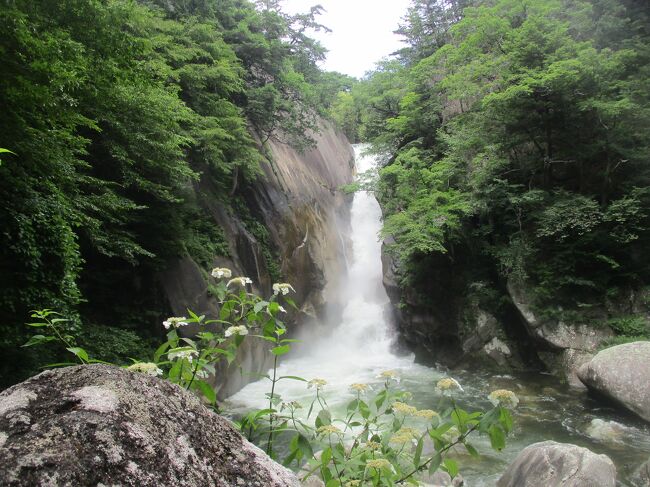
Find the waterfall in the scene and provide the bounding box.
[228,145,414,410]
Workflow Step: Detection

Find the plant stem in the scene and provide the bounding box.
[266,351,279,455]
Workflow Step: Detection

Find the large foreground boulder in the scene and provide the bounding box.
[0,364,300,487]
[497,441,616,487]
[577,341,650,422]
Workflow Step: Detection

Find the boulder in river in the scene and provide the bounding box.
[577,341,650,422]
[497,440,616,487]
[0,364,301,487]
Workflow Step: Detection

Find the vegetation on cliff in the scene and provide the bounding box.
[334,0,650,338]
[0,0,353,387]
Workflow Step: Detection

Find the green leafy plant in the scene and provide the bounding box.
[0,148,15,165]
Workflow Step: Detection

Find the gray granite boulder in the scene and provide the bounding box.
[0,364,300,487]
[497,441,616,487]
[578,341,650,422]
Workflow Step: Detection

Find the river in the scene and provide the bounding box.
[227,145,650,486]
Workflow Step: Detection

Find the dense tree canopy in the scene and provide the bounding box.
[336,0,650,324]
[0,0,334,386]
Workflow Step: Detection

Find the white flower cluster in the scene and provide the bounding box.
[488,389,519,408]
[307,378,327,390]
[436,377,463,394]
[127,362,163,376]
[168,348,198,363]
[272,282,295,296]
[227,277,253,288]
[163,317,188,329]
[211,267,232,279]
[225,325,248,337]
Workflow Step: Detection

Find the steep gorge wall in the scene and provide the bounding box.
[382,244,649,385]
[160,120,354,396]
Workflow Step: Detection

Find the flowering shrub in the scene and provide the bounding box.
[252,371,516,486]
[24,270,515,485]
[24,268,296,408]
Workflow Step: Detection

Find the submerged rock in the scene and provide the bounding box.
[631,456,650,487]
[578,341,650,422]
[497,440,616,487]
[585,418,633,444]
[0,364,300,487]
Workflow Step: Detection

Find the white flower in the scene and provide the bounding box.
[307,378,327,390]
[436,377,463,394]
[127,362,163,376]
[195,369,209,379]
[211,267,232,279]
[163,317,189,329]
[227,277,253,288]
[378,370,400,382]
[349,383,370,393]
[168,348,198,363]
[391,401,417,416]
[272,283,295,296]
[488,389,519,408]
[225,325,248,337]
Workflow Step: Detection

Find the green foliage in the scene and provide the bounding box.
[78,325,157,366]
[239,370,515,485]
[600,335,650,350]
[607,315,650,337]
[350,0,650,315]
[185,215,230,268]
[0,0,334,385]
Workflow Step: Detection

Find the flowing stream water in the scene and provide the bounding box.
[228,145,650,486]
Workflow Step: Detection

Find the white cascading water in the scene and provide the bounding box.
[228,145,417,411]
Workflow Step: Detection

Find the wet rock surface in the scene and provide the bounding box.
[497,440,616,487]
[631,456,650,487]
[578,341,650,423]
[0,364,301,487]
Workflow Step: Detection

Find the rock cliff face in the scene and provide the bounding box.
[0,364,301,487]
[381,245,648,384]
[162,121,354,396]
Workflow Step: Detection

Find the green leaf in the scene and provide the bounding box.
[254,300,269,313]
[22,335,55,347]
[66,347,89,362]
[271,345,290,356]
[315,409,331,428]
[428,452,442,475]
[488,424,506,451]
[297,433,314,459]
[154,342,171,362]
[414,435,424,467]
[278,375,306,382]
[464,442,479,457]
[443,458,459,478]
[284,297,298,310]
[194,379,216,404]
[321,447,332,466]
[325,479,340,487]
[499,407,513,433]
